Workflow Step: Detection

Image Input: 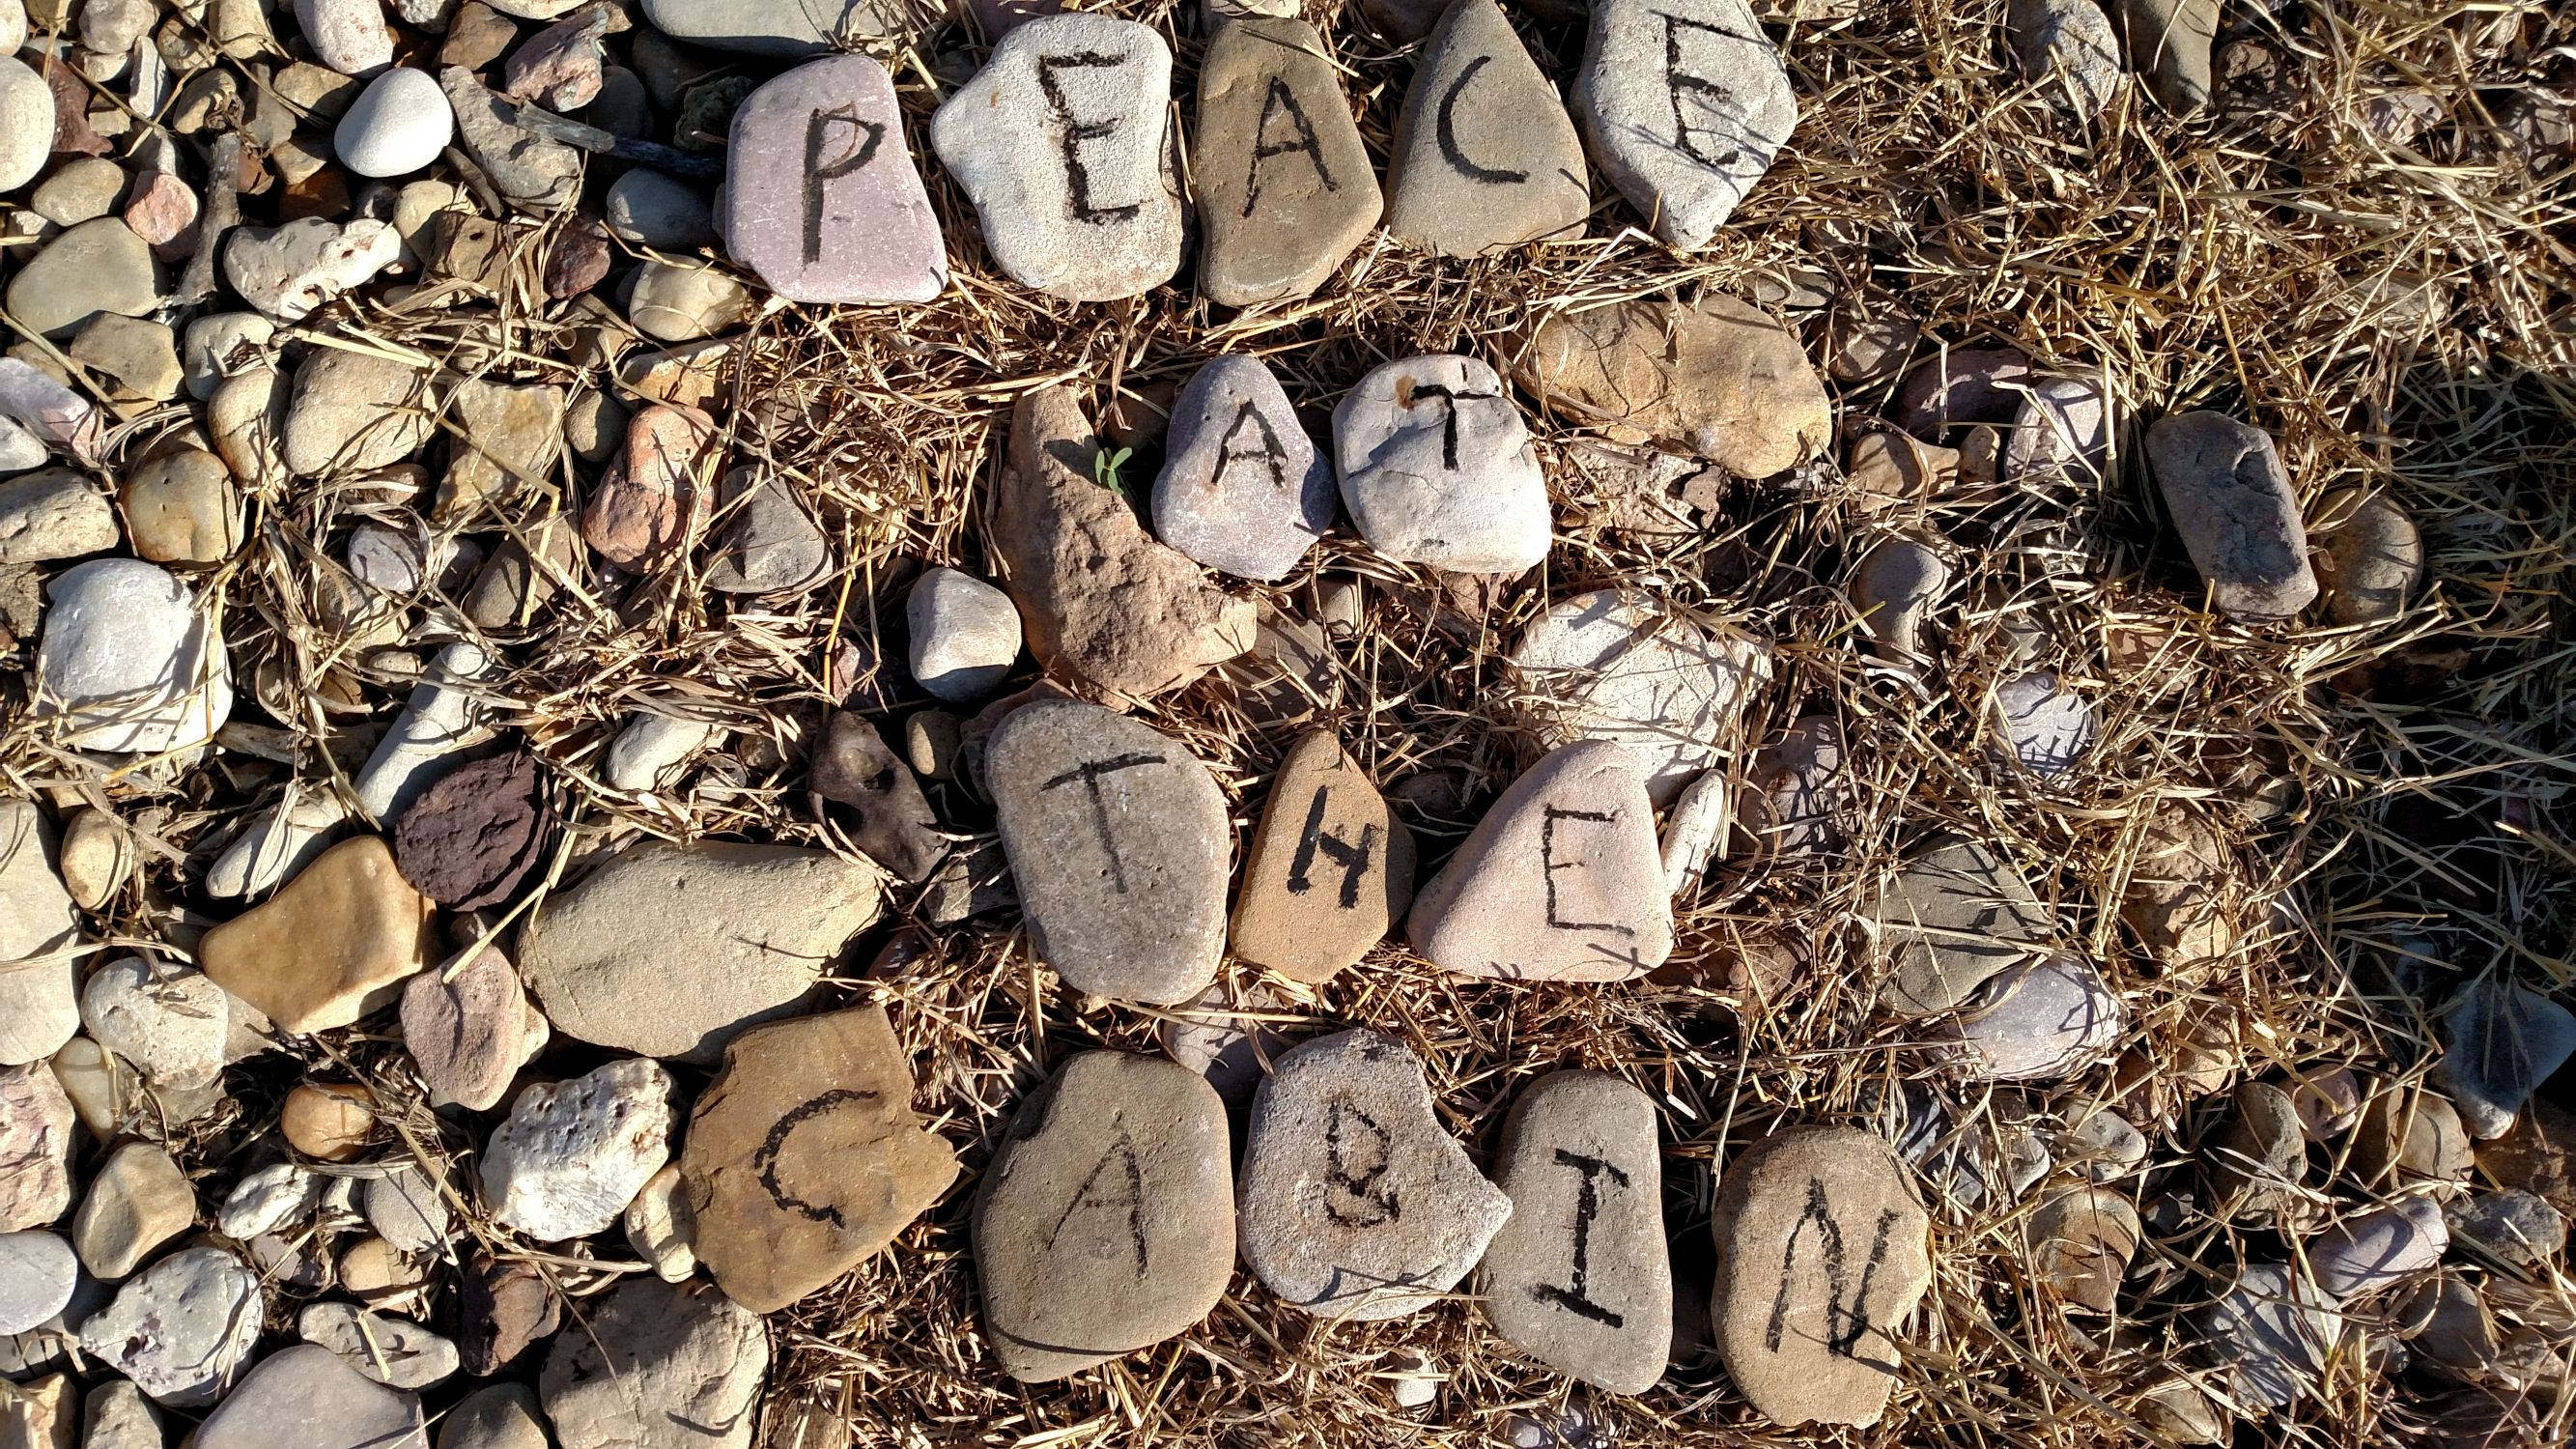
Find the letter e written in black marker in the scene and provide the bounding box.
[1659,13,1743,169]
[805,104,886,266]
[1242,76,1338,217]
[1529,1148,1629,1326]
[1036,51,1145,226]
[1542,806,1634,935]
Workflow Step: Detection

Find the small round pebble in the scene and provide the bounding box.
[336,69,455,179]
[283,1082,379,1161]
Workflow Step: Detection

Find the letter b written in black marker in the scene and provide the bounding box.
[1036,51,1146,226]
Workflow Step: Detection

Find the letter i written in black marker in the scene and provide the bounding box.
[1529,1148,1629,1326]
[804,104,886,266]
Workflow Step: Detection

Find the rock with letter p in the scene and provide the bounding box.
[723,55,948,304]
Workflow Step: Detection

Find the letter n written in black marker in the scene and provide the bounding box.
[804,104,886,266]
[1036,52,1145,226]
[1242,76,1338,217]
[1434,53,1528,185]
[1529,1148,1629,1326]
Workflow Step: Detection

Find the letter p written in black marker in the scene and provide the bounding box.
[804,104,886,266]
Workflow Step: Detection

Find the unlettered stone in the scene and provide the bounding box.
[1708,1126,1931,1427]
[993,386,1255,701]
[1408,741,1671,981]
[439,1384,547,1449]
[121,450,241,564]
[0,1234,74,1335]
[0,935,75,1075]
[209,793,350,899]
[439,67,581,209]
[606,712,721,794]
[223,218,404,322]
[1333,355,1550,573]
[284,346,433,477]
[2211,1079,2305,1222]
[483,1057,674,1241]
[583,403,718,572]
[2312,1198,2446,1298]
[216,1163,322,1241]
[1893,347,2030,440]
[439,380,566,520]
[929,15,1182,301]
[517,841,880,1063]
[0,359,99,462]
[0,470,118,564]
[722,55,946,304]
[77,1247,263,1406]
[1231,731,1415,984]
[680,1005,953,1313]
[1573,0,1795,248]
[2444,1189,2565,1272]
[2477,1096,2576,1218]
[5,220,157,340]
[2314,487,2420,627]
[538,1277,767,1449]
[905,567,1020,703]
[0,58,49,192]
[1153,355,1332,581]
[1659,768,1729,895]
[704,469,833,595]
[2010,0,2119,115]
[33,558,232,753]
[2144,412,2317,621]
[198,836,438,1034]
[402,949,545,1111]
[459,1253,558,1376]
[1851,533,1949,662]
[639,0,905,54]
[1940,952,2121,1082]
[393,752,552,911]
[1194,16,1381,306]
[2352,1085,2474,1187]
[1382,0,1588,257]
[987,699,1230,1005]
[809,713,945,885]
[353,643,491,824]
[2195,1264,2336,1409]
[2432,978,2576,1140]
[2003,374,2110,487]
[0,1065,74,1232]
[337,68,454,177]
[1861,838,2054,1018]
[2023,1186,2139,1313]
[1478,1071,1667,1393]
[199,1348,426,1449]
[297,0,394,75]
[82,1381,162,1449]
[365,1168,453,1254]
[973,1051,1231,1380]
[1987,669,2095,777]
[605,170,716,253]
[0,804,76,980]
[298,1302,460,1389]
[624,1163,695,1283]
[77,958,228,1089]
[1237,1030,1513,1321]
[1509,590,1770,807]
[2116,0,2217,114]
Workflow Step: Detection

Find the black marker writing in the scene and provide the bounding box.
[1660,13,1743,170]
[1765,1176,1902,1359]
[1542,806,1633,934]
[1243,76,1338,216]
[805,105,886,266]
[1040,752,1164,894]
[1435,54,1528,185]
[1325,1100,1400,1228]
[1403,383,1500,471]
[1037,52,1144,225]
[1530,1148,1629,1326]
[755,1089,880,1230]
[1046,1122,1150,1277]
[1209,399,1290,496]
[1287,785,1380,910]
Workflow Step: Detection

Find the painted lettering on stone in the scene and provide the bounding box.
[1325,1098,1401,1228]
[1045,1121,1151,1277]
[1659,12,1746,169]
[1765,1175,1903,1359]
[1529,1147,1630,1326]
[1434,54,1528,185]
[1040,752,1164,894]
[804,103,887,265]
[1286,785,1380,910]
[1037,51,1146,225]
[1542,806,1634,934]
[1243,76,1340,216]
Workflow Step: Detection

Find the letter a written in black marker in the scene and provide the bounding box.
[1036,52,1143,225]
[1659,13,1743,169]
[1046,1124,1151,1277]
[1435,54,1528,185]
[1209,399,1290,496]
[804,104,886,266]
[1286,785,1379,910]
[1530,1148,1629,1326]
[1324,1100,1400,1228]
[1242,76,1338,217]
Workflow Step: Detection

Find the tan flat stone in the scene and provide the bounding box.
[1231,731,1413,984]
[199,836,438,1033]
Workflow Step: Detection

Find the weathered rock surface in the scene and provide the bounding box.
[482,1057,674,1242]
[198,836,438,1033]
[1383,0,1588,256]
[2009,0,2120,117]
[723,55,946,303]
[1940,952,2121,1082]
[2311,1198,2447,1298]
[1334,355,1551,574]
[972,1052,1231,1380]
[1860,838,2055,1017]
[906,567,1021,704]
[0,1065,75,1233]
[298,1302,461,1389]
[77,959,228,1089]
[680,1005,955,1314]
[1193,17,1381,305]
[0,1233,74,1336]
[77,1247,264,1406]
[2195,1264,2337,1409]
[2145,411,2317,621]
[197,1343,426,1449]
[2023,1185,2139,1312]
[283,345,433,478]
[2433,978,2576,1140]
[1479,1071,1668,1393]
[1231,731,1414,984]
[1510,590,1769,807]
[392,752,552,911]
[809,713,946,885]
[1522,294,1829,478]
[1237,1030,1514,1321]
[538,1278,768,1449]
[987,699,1231,1005]
[1573,0,1795,247]
[0,470,117,564]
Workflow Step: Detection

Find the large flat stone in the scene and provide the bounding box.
[1859,838,2055,1018]
[1573,0,1795,248]
[1193,16,1380,305]
[722,55,947,303]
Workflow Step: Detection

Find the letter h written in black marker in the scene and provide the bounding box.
[1765,1176,1902,1359]
[1242,76,1338,217]
[1530,1148,1629,1326]
[804,104,887,265]
[1040,753,1164,894]
[1286,784,1378,910]
[1036,51,1143,226]
[1659,13,1744,170]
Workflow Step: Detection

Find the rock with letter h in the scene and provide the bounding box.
[723,55,948,304]
[1710,1125,1932,1427]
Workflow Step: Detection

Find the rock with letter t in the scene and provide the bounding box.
[1709,1125,1932,1427]
[723,54,948,304]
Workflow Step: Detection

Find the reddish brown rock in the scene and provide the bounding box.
[808,713,945,885]
[392,752,552,910]
[0,1063,76,1233]
[124,172,201,259]
[460,1250,560,1376]
[990,385,1254,705]
[42,59,109,159]
[503,11,605,110]
[544,214,611,299]
[581,403,716,571]
[441,2,518,70]
[2476,1095,2576,1217]
[400,945,549,1112]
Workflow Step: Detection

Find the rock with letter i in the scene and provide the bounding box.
[723,55,948,304]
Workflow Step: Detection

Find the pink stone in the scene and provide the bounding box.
[580,403,715,570]
[721,54,946,304]
[503,12,605,111]
[125,171,203,259]
[0,359,100,463]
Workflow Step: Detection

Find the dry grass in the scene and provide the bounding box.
[8,0,2576,1441]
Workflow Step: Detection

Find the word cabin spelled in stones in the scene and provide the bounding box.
[931,15,1184,301]
[723,55,948,304]
[972,1052,1233,1381]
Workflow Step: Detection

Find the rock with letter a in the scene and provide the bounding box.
[1709,1125,1932,1427]
[1194,16,1381,306]
[723,55,948,303]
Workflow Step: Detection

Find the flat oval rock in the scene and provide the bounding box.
[1939,952,2121,1082]
[722,55,946,303]
[2194,1264,2338,1410]
[1229,730,1414,984]
[1193,16,1381,305]
[196,1344,426,1449]
[1510,590,1770,808]
[78,1246,265,1406]
[929,15,1182,300]
[1152,355,1332,582]
[2023,1185,2139,1313]
[1860,837,2054,1017]
[972,1051,1232,1381]
[1408,740,1672,981]
[679,1004,956,1314]
[1237,1030,1512,1321]
[987,698,1231,1006]
[1709,1125,1931,1428]
[1574,0,1794,248]
[2311,1198,2446,1299]
[1333,354,1550,574]
[538,1278,767,1449]
[1383,0,1587,256]
[1478,1071,1668,1393]
[400,944,547,1112]
[393,752,552,910]
[2144,411,2317,621]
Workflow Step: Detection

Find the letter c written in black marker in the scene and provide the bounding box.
[1434,54,1529,186]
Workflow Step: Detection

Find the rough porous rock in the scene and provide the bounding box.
[298,1302,460,1389]
[337,68,454,177]
[439,67,581,208]
[905,567,1021,703]
[1478,1071,1668,1394]
[2144,411,2317,621]
[77,1247,264,1406]
[482,1057,674,1242]
[809,713,946,884]
[402,947,546,1111]
[680,1005,954,1313]
[2009,0,2119,115]
[929,15,1182,300]
[2195,1264,2337,1409]
[1940,952,2122,1082]
[1510,589,1770,807]
[1574,0,1796,248]
[538,1278,768,1449]
[0,1065,75,1233]
[34,558,233,753]
[197,1344,426,1449]
[1231,730,1415,984]
[722,55,946,303]
[518,840,880,1063]
[2311,1198,2447,1299]
[1861,837,2055,1017]
[991,385,1254,702]
[972,1051,1231,1380]
[2023,1185,2139,1312]
[583,403,717,572]
[392,752,552,911]
[1193,16,1381,305]
[1333,355,1551,573]
[216,1163,322,1241]
[1237,1030,1514,1321]
[987,698,1231,1005]
[224,218,404,322]
[1153,355,1332,581]
[2432,978,2576,1140]
[1409,740,1672,981]
[1383,0,1588,256]
[198,836,439,1034]
[77,958,228,1089]
[1709,1126,1931,1427]
[2314,487,2421,626]
[439,380,566,520]
[0,470,118,564]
